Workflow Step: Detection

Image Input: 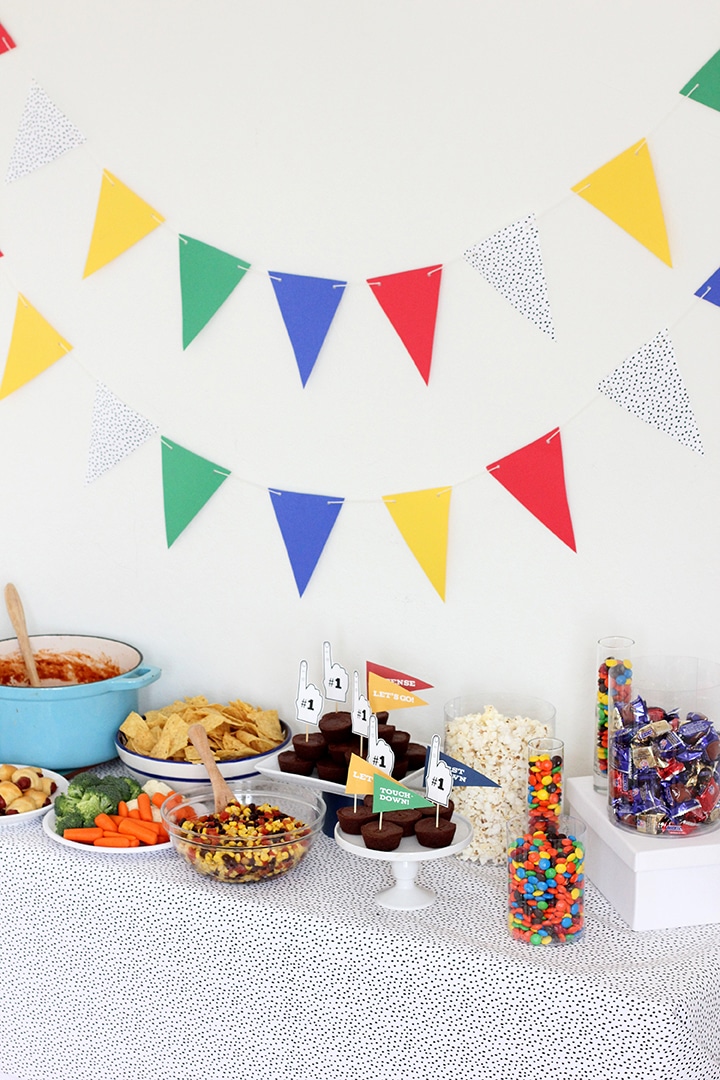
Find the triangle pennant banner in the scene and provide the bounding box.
[367,265,442,384]
[5,81,86,183]
[0,23,16,54]
[372,772,433,812]
[486,429,576,551]
[365,661,433,693]
[367,671,428,712]
[463,214,555,339]
[269,489,344,597]
[382,486,451,600]
[0,294,72,399]
[180,235,250,348]
[571,140,672,266]
[424,747,500,788]
[161,437,230,547]
[269,271,346,387]
[695,266,720,307]
[83,170,164,278]
[680,49,720,113]
[85,382,158,483]
[598,328,704,455]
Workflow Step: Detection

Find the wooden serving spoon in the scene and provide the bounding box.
[4,583,40,688]
[187,722,237,813]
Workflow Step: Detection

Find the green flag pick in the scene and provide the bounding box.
[161,437,230,547]
[372,772,433,813]
[179,234,250,348]
[680,49,720,113]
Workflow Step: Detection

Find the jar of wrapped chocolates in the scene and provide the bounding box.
[607,656,720,836]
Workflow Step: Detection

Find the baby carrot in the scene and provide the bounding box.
[117,818,157,845]
[128,808,141,819]
[151,791,172,809]
[93,835,135,848]
[117,801,129,817]
[63,827,103,843]
[137,792,153,821]
[164,793,183,812]
[94,813,118,833]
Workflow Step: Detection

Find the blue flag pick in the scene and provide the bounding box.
[695,266,720,308]
[268,489,344,596]
[423,746,499,787]
[268,271,346,387]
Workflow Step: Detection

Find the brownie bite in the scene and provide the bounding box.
[415,817,457,848]
[319,711,352,744]
[315,757,348,783]
[277,751,315,776]
[391,730,410,756]
[406,742,427,770]
[383,808,422,837]
[419,798,454,820]
[360,820,403,851]
[391,757,409,780]
[292,732,327,761]
[336,804,379,835]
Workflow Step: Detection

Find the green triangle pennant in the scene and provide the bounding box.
[161,437,230,547]
[372,772,433,813]
[179,234,250,348]
[680,49,720,112]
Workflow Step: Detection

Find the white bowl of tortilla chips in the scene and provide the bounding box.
[115,695,291,793]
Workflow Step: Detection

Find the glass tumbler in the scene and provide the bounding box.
[527,736,564,830]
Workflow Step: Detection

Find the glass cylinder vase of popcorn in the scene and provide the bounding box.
[443,693,556,865]
[594,636,634,793]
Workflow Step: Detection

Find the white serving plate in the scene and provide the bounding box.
[256,743,427,797]
[0,766,68,826]
[43,807,170,855]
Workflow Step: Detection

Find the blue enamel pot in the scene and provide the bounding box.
[0,634,161,771]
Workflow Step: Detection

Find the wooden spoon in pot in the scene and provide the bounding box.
[187,722,237,813]
[4,583,40,688]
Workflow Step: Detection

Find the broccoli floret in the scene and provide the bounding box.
[75,790,115,827]
[93,776,128,808]
[54,794,85,835]
[66,772,103,798]
[123,776,142,801]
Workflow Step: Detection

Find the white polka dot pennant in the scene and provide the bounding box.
[85,380,158,483]
[597,327,704,455]
[463,212,556,339]
[5,80,86,183]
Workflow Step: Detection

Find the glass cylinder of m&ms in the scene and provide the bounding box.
[507,815,586,945]
[594,636,634,793]
[527,737,563,830]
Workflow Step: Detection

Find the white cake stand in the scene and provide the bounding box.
[334,813,473,910]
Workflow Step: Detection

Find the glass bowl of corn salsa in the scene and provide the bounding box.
[160,785,326,883]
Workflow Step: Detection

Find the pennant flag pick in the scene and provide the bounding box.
[269,271,346,386]
[571,140,671,267]
[269,489,344,596]
[382,486,451,600]
[367,672,428,713]
[680,49,720,113]
[85,382,158,483]
[487,429,576,551]
[463,214,555,339]
[366,661,433,693]
[0,23,16,54]
[346,753,397,797]
[695,266,720,308]
[0,294,72,399]
[180,235,250,348]
[6,81,85,183]
[423,746,499,788]
[367,265,442,384]
[598,328,704,455]
[372,772,433,813]
[83,170,164,278]
[161,437,230,547]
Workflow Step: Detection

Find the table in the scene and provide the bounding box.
[2,770,720,1080]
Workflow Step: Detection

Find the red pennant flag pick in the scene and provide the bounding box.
[367,264,442,384]
[0,23,16,53]
[486,428,576,551]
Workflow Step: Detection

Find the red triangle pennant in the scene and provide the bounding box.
[367,264,442,384]
[0,23,16,53]
[486,428,576,551]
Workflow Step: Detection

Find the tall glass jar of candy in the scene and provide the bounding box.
[594,637,634,793]
[608,656,720,836]
[527,736,564,830]
[507,815,586,945]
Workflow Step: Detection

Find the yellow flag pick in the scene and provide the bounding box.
[83,170,164,278]
[571,139,671,267]
[383,486,451,600]
[368,671,428,712]
[0,294,72,399]
[345,753,396,796]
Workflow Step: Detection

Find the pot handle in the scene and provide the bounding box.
[109,665,162,691]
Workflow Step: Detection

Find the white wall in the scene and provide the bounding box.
[1,0,719,777]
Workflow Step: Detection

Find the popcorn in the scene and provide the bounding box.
[444,704,552,864]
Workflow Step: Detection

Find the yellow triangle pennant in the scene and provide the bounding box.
[0,294,72,399]
[83,170,164,278]
[571,139,671,267]
[382,486,451,600]
[345,753,399,796]
[368,671,428,712]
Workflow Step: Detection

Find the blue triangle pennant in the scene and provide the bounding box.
[696,266,720,308]
[268,271,346,387]
[269,488,344,596]
[424,746,499,787]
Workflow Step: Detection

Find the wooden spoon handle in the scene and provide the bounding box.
[187,722,236,813]
[4,584,40,688]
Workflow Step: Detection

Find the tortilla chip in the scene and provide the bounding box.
[119,711,156,754]
[150,713,189,760]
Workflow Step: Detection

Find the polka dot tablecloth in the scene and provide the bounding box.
[2,772,720,1080]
